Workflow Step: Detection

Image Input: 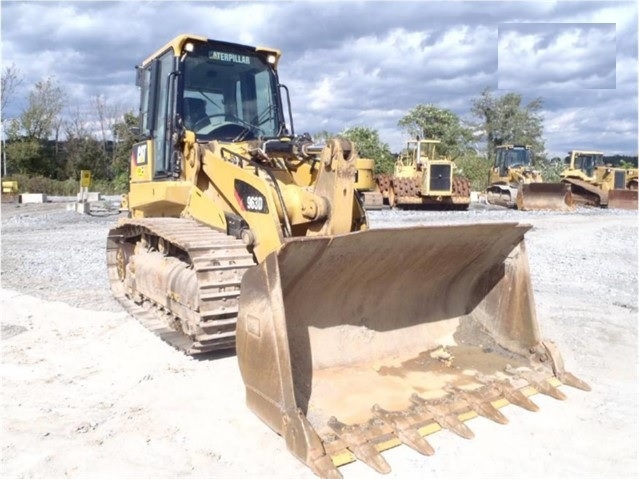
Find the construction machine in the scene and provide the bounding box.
[486,145,573,211]
[354,156,384,210]
[560,150,638,209]
[375,138,471,209]
[1,180,19,203]
[108,34,589,479]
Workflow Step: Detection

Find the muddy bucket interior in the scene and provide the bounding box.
[236,223,588,477]
[516,183,574,211]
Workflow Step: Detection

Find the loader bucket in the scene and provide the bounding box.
[236,223,589,478]
[516,183,574,211]
[607,189,638,210]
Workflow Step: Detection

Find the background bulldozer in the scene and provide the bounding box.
[108,34,589,479]
[375,138,471,209]
[485,145,573,211]
[560,150,638,210]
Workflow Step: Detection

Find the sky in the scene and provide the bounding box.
[1,0,637,158]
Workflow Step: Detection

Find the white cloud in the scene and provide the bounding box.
[498,24,616,89]
[1,1,636,156]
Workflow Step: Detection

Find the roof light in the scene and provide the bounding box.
[266,54,276,64]
[184,42,194,53]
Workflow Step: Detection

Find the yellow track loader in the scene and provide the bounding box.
[560,150,638,210]
[486,145,573,211]
[375,138,470,210]
[108,34,589,478]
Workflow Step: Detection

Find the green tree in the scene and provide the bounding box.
[10,77,67,141]
[3,138,43,175]
[6,76,67,176]
[397,104,475,159]
[340,126,394,174]
[111,111,138,181]
[471,87,545,159]
[310,130,337,143]
[455,153,493,191]
[535,156,565,182]
[63,135,109,180]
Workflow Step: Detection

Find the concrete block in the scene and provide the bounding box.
[76,191,102,202]
[66,202,90,214]
[20,193,47,204]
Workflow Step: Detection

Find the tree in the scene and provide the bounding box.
[397,104,475,159]
[63,104,109,180]
[3,139,43,175]
[1,64,24,176]
[471,87,545,160]
[454,153,493,191]
[111,111,138,181]
[307,130,338,146]
[340,126,394,174]
[1,64,23,119]
[10,76,67,141]
[6,76,67,176]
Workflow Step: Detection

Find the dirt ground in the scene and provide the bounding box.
[1,200,637,479]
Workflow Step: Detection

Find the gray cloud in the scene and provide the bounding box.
[498,23,616,90]
[1,0,636,157]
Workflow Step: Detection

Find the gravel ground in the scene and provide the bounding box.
[1,199,637,479]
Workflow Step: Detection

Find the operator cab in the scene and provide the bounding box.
[495,145,532,176]
[572,152,603,177]
[181,42,283,141]
[136,35,287,178]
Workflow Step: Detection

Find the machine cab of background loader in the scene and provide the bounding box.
[494,145,533,178]
[565,151,604,179]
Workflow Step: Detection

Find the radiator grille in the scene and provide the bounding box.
[614,170,626,189]
[429,164,452,192]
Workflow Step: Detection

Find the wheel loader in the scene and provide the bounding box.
[375,138,471,209]
[108,34,590,479]
[485,145,573,211]
[560,150,638,210]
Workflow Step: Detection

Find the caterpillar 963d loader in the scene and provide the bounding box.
[486,145,573,211]
[375,138,471,209]
[108,34,589,478]
[560,150,638,210]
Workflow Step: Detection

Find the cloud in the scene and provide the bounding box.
[498,23,617,89]
[1,0,636,157]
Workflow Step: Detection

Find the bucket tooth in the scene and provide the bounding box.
[371,404,435,456]
[327,417,391,474]
[506,367,567,401]
[502,383,540,412]
[532,380,567,401]
[477,376,540,412]
[558,371,592,392]
[309,453,343,479]
[410,394,475,440]
[445,385,509,425]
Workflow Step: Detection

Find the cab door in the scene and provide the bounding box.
[132,50,177,182]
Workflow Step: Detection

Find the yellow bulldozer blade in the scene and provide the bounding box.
[607,189,638,210]
[235,223,589,478]
[516,183,574,211]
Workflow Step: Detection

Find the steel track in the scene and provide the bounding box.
[107,217,256,354]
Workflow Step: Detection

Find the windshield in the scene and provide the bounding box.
[574,154,603,175]
[181,42,282,141]
[501,148,532,168]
